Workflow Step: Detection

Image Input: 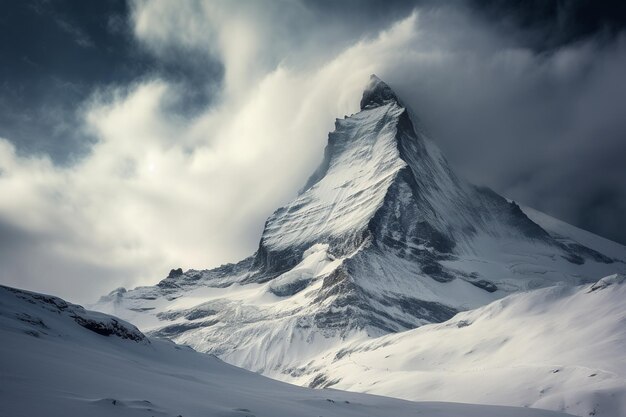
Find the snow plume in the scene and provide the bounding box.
[1,1,625,302]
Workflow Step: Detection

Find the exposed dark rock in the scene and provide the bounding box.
[151,320,219,338]
[184,308,218,321]
[469,280,498,293]
[334,348,351,361]
[474,188,551,241]
[269,279,313,297]
[156,310,183,321]
[168,268,184,279]
[562,253,585,265]
[565,243,614,264]
[129,307,155,312]
[309,373,341,389]
[15,313,48,329]
[72,315,146,342]
[360,75,400,110]
[1,285,147,343]
[381,295,458,324]
[157,306,219,322]
[420,260,455,283]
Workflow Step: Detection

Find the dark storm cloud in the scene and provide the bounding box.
[0,0,222,164]
[468,0,626,50]
[305,0,626,51]
[302,0,420,28]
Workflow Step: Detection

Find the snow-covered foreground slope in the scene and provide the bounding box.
[0,285,571,417]
[95,76,626,381]
[296,274,626,417]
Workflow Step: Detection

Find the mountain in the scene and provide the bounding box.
[0,284,572,417]
[289,274,626,417]
[95,75,626,381]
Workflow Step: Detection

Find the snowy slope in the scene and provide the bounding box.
[260,102,407,256]
[0,285,572,417]
[295,274,626,417]
[94,75,626,381]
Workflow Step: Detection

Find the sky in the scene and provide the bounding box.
[0,0,625,303]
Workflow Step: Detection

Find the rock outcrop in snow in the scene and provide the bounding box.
[1,285,146,343]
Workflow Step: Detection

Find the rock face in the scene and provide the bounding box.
[95,75,626,379]
[1,285,147,343]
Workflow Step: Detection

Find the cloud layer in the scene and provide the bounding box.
[1,0,625,302]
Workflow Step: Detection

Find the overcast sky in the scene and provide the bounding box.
[1,0,625,303]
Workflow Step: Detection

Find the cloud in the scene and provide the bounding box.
[54,17,95,48]
[1,0,625,303]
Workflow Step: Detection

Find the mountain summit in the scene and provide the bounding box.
[97,75,626,379]
[252,75,613,292]
[360,74,401,108]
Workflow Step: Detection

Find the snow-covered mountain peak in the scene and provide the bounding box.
[95,76,626,384]
[255,75,479,278]
[360,74,401,109]
[256,95,409,271]
[254,76,605,283]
